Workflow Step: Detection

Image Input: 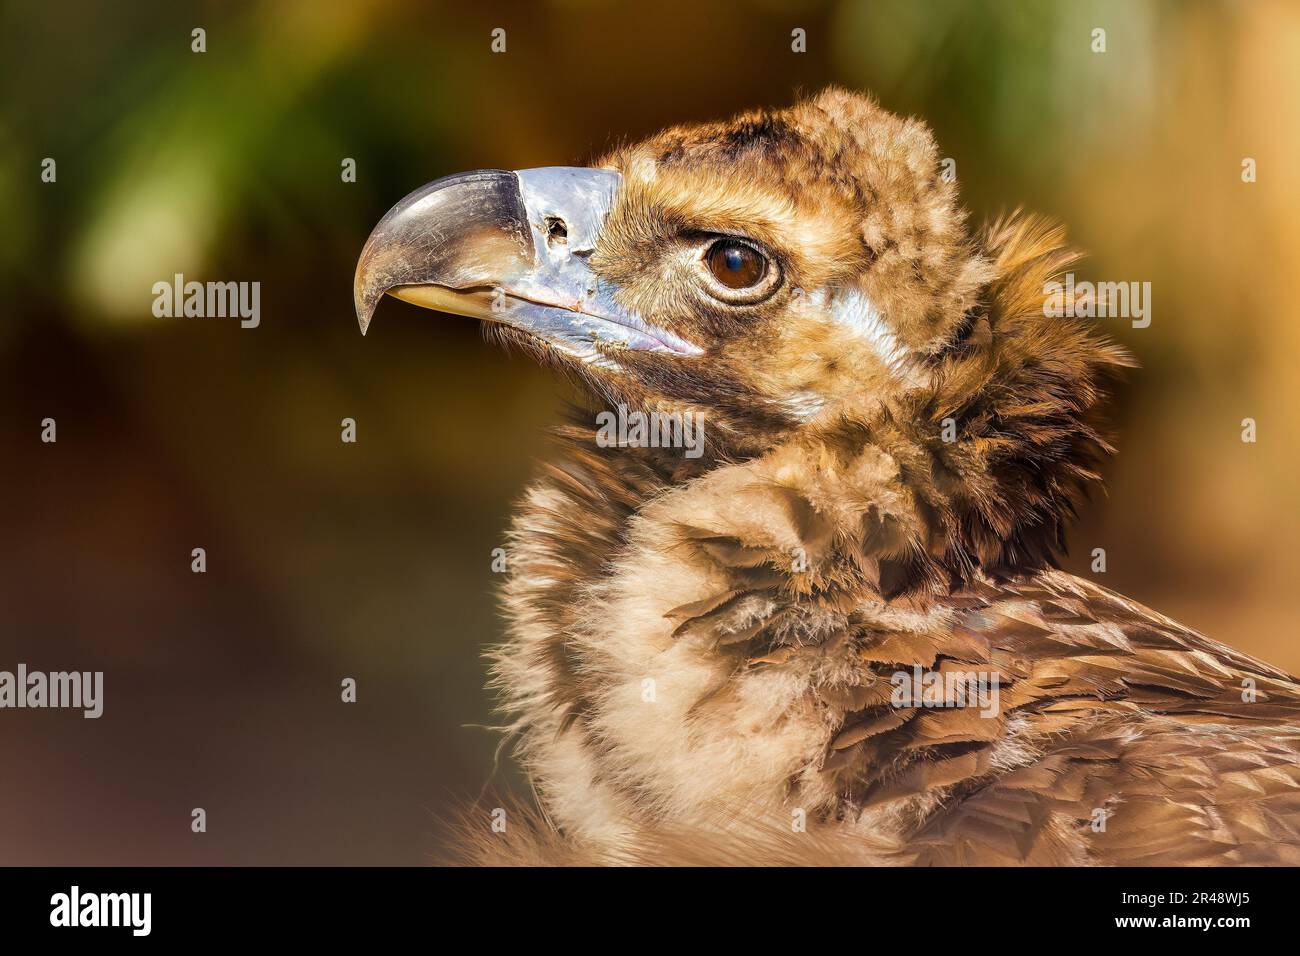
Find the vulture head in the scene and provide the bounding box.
[355,88,1131,576]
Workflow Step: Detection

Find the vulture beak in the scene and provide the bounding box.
[353,166,702,363]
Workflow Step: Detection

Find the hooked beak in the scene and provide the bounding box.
[353,166,701,365]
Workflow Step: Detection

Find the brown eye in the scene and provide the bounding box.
[707,240,767,289]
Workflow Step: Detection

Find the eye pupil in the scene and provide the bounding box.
[707,240,767,290]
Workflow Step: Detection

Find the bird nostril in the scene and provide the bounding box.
[545,216,569,243]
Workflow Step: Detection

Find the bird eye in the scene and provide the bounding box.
[706,239,767,290]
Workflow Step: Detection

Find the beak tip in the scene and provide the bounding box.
[352,169,534,341]
[354,263,380,335]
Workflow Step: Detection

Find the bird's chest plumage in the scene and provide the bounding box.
[494,433,999,846]
[494,440,844,839]
[491,433,1300,864]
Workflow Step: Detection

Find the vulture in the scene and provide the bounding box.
[354,88,1300,866]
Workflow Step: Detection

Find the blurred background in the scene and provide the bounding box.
[2,0,1297,864]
